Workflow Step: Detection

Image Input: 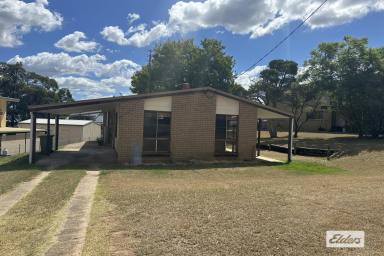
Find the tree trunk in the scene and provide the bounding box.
[293,119,299,138]
[268,120,278,138]
[268,102,278,138]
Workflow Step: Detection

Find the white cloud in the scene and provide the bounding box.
[235,66,267,89]
[127,13,140,24]
[101,23,171,47]
[54,76,133,99]
[127,23,147,34]
[125,23,172,47]
[55,31,98,53]
[104,0,384,47]
[8,52,141,99]
[0,0,62,47]
[100,26,129,45]
[55,76,116,99]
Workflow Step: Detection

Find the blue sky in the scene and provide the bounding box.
[1,0,384,99]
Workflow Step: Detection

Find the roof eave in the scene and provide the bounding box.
[28,86,292,118]
[0,96,20,103]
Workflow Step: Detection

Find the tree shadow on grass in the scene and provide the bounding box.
[0,154,43,172]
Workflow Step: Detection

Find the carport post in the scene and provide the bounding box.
[257,119,261,157]
[288,117,294,162]
[29,112,37,164]
[55,115,59,151]
[46,114,51,155]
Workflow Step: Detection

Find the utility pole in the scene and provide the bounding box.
[147,49,152,93]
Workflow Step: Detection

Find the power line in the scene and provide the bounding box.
[238,0,329,77]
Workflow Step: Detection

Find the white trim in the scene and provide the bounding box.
[216,95,239,115]
[144,96,172,112]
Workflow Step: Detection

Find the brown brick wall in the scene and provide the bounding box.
[171,91,216,161]
[115,92,259,164]
[238,102,258,160]
[116,99,144,164]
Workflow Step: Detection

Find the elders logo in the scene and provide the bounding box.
[326,231,365,248]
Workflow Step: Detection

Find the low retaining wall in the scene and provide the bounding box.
[259,143,341,158]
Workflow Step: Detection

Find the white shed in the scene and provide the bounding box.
[19,119,101,146]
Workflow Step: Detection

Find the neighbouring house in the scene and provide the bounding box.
[19,119,101,146]
[0,96,19,129]
[274,96,346,133]
[27,87,294,164]
[0,96,43,155]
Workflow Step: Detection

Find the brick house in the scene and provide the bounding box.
[273,96,346,133]
[28,87,293,164]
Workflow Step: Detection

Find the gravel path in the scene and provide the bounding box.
[45,171,100,256]
[0,172,50,217]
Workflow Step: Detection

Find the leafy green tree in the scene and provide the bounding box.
[0,62,74,123]
[305,36,384,137]
[248,60,298,137]
[131,39,239,94]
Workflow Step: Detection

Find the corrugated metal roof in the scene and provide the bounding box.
[19,119,94,126]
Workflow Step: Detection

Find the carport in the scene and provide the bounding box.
[28,97,119,164]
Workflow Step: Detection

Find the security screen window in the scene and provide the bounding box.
[143,111,171,155]
[215,115,238,155]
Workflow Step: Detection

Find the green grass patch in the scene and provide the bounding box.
[0,170,85,255]
[0,154,42,171]
[278,161,344,173]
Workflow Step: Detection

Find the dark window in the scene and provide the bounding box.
[143,111,171,155]
[307,111,323,120]
[215,115,238,155]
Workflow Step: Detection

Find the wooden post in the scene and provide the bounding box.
[257,119,261,157]
[29,112,37,164]
[55,115,59,151]
[46,114,51,155]
[288,117,294,163]
[24,133,27,153]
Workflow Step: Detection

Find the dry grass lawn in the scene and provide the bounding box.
[0,154,40,195]
[0,170,85,256]
[260,132,384,172]
[0,132,383,255]
[83,159,384,255]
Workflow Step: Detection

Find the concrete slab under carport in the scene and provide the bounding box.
[37,141,117,170]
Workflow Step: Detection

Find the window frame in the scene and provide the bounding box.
[307,110,324,120]
[215,114,239,156]
[142,110,171,156]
